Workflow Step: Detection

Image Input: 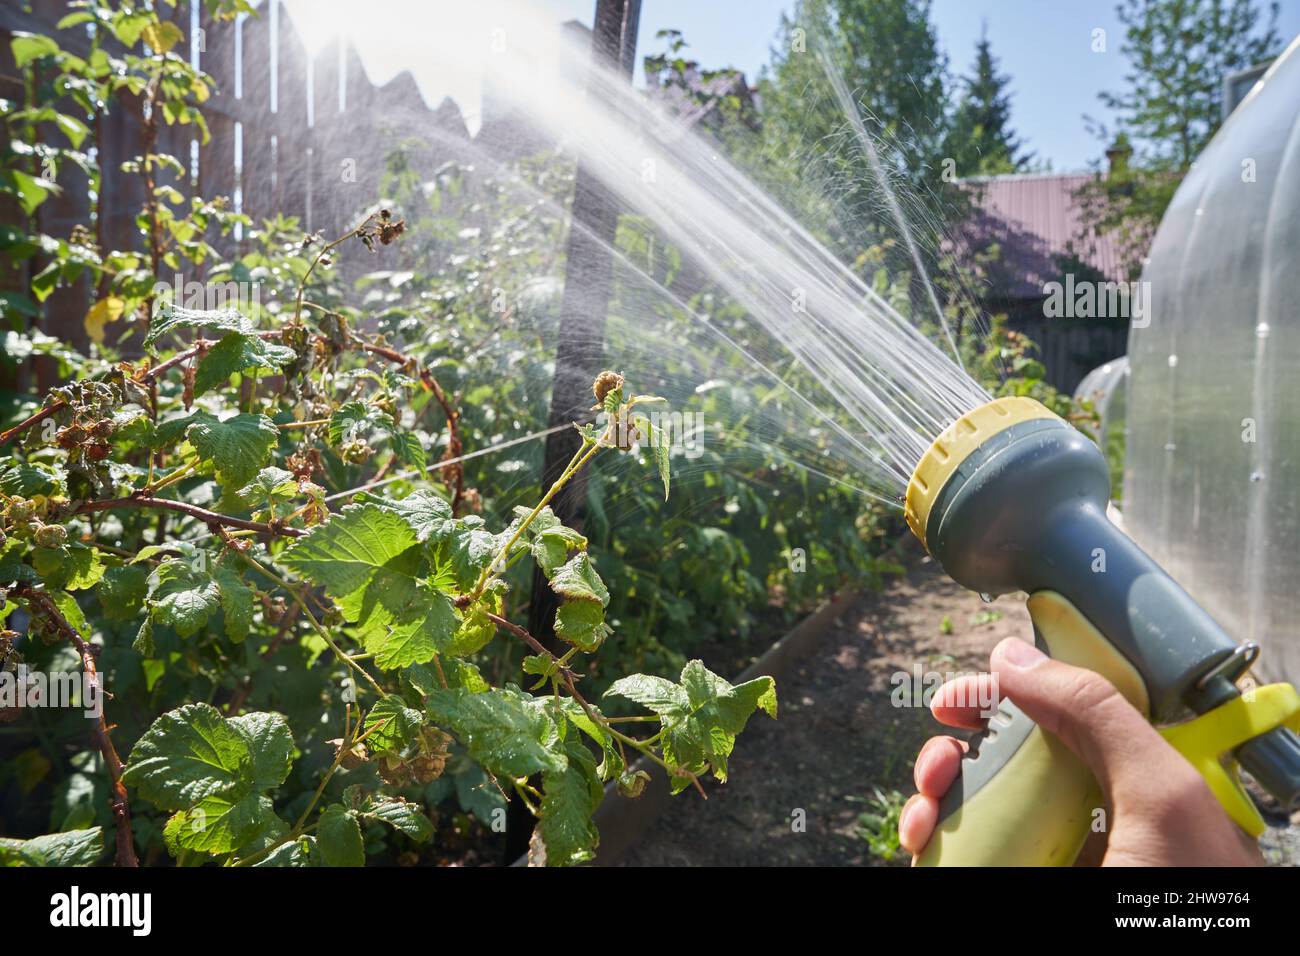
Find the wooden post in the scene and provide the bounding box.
[509,0,640,864]
[525,0,641,646]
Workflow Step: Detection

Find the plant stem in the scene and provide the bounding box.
[235,715,391,867]
[293,216,376,327]
[469,431,604,602]
[0,401,64,447]
[236,550,384,697]
[142,460,196,494]
[13,584,140,866]
[72,495,303,538]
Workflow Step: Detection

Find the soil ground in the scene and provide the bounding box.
[621,556,1027,866]
[620,557,1300,867]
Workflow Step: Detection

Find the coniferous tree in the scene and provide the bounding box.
[947,27,1031,176]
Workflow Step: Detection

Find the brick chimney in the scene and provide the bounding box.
[1105,133,1133,177]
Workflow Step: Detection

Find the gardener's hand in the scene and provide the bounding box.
[898,636,1263,866]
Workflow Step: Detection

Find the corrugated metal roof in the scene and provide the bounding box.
[951,173,1125,299]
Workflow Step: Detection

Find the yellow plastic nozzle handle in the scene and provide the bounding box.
[915,591,1149,866]
[1158,682,1300,836]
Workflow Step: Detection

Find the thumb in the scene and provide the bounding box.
[988,636,1181,804]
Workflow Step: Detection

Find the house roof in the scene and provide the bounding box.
[952,172,1125,299]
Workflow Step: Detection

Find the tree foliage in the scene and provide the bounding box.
[1076,0,1282,275]
[945,27,1032,176]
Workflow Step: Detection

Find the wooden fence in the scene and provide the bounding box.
[1,0,473,377]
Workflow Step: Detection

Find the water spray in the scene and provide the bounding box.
[905,396,1300,865]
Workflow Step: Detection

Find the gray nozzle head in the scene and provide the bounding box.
[926,416,1111,597]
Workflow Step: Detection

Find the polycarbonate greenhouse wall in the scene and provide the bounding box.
[1127,35,1300,687]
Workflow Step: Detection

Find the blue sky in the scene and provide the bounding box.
[282,0,1300,172]
[567,0,1300,171]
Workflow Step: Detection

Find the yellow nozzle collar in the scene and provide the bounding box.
[905,396,1061,548]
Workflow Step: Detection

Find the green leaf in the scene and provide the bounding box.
[132,617,155,657]
[671,663,774,787]
[0,539,36,584]
[446,601,497,657]
[317,805,364,867]
[185,413,279,490]
[364,694,425,756]
[604,674,690,718]
[236,466,297,501]
[279,504,418,602]
[282,505,459,668]
[163,792,274,855]
[254,835,319,867]
[49,590,88,634]
[56,11,95,29]
[193,331,296,397]
[32,542,105,592]
[644,415,672,500]
[405,657,488,697]
[385,427,427,476]
[0,462,60,497]
[141,19,185,53]
[548,554,609,606]
[227,711,295,792]
[145,303,247,349]
[346,568,460,670]
[6,169,56,216]
[123,704,293,814]
[438,517,501,590]
[353,489,453,542]
[524,507,588,576]
[234,467,306,520]
[680,659,779,728]
[214,564,253,642]
[98,564,150,621]
[425,687,566,779]
[0,827,103,867]
[605,662,776,789]
[11,33,59,68]
[54,112,90,150]
[327,401,372,447]
[362,798,434,843]
[123,703,254,809]
[553,599,611,652]
[559,699,622,781]
[148,558,220,638]
[537,737,602,866]
[111,11,152,48]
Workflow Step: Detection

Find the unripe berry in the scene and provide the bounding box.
[34,524,68,549]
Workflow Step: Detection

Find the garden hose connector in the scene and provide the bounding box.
[904,396,1300,866]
